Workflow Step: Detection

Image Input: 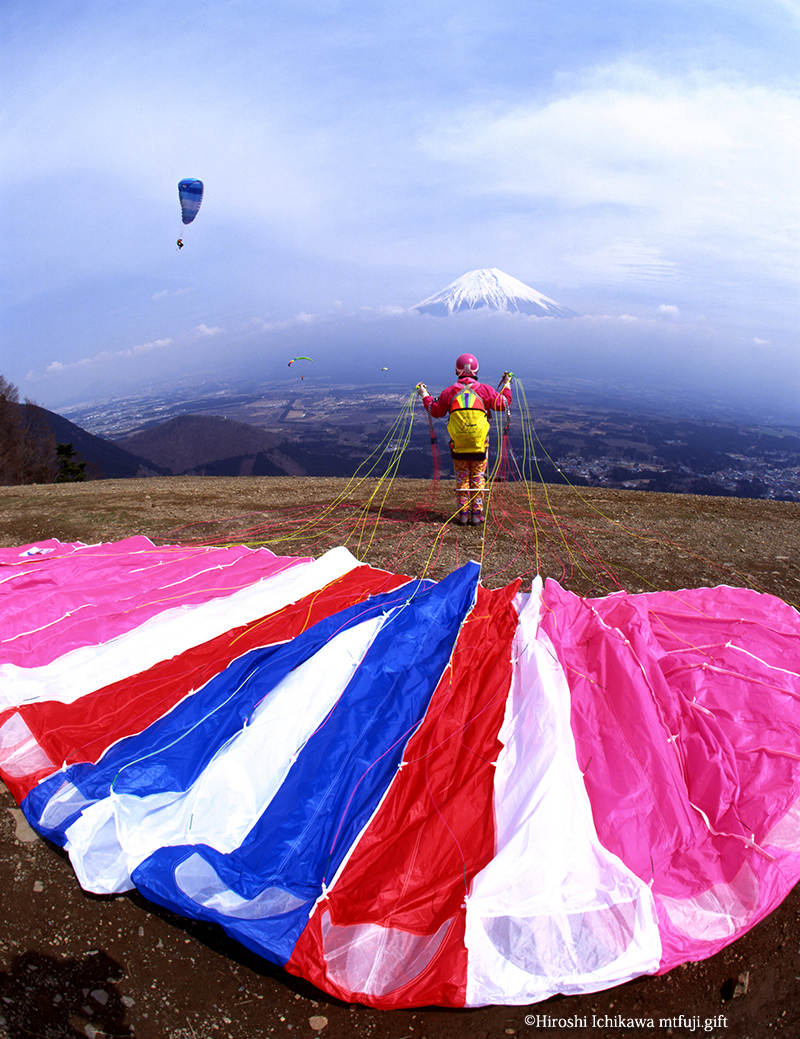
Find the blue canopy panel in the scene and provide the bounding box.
[22,577,439,844]
[131,561,481,966]
[178,179,204,225]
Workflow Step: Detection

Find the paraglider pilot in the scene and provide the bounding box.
[417,354,512,526]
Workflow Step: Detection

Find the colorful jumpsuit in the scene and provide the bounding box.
[422,377,511,517]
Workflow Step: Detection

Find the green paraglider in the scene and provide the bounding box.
[288,356,313,380]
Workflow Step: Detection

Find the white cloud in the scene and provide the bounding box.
[252,312,319,333]
[153,288,192,300]
[42,338,176,376]
[773,0,800,24]
[422,65,800,287]
[365,305,408,316]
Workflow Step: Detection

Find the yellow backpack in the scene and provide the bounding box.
[446,386,490,454]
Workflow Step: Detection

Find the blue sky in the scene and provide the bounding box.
[2,0,799,419]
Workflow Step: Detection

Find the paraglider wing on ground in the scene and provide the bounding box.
[3,537,800,1008]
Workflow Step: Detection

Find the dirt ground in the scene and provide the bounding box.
[2,476,800,1039]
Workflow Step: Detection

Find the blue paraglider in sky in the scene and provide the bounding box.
[176,179,203,249]
[178,179,203,223]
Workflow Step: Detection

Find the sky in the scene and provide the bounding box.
[2,0,799,420]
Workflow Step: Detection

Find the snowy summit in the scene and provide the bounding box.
[412,268,578,318]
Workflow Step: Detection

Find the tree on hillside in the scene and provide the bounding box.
[0,375,58,484]
[55,442,87,482]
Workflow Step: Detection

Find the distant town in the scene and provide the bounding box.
[61,378,800,502]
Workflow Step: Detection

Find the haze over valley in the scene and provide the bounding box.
[55,376,800,502]
[11,272,800,500]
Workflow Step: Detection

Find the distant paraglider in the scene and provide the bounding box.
[288,356,313,380]
[177,178,204,249]
[178,179,203,223]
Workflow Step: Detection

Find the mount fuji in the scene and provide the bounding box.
[412,268,578,318]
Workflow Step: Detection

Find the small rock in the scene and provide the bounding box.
[722,970,750,1001]
[33,881,44,893]
[9,809,38,844]
[309,1016,328,1032]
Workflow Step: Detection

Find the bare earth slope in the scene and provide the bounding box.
[1,477,799,1039]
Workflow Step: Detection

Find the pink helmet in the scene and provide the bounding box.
[455,353,479,378]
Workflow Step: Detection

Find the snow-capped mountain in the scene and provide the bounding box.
[412,268,578,318]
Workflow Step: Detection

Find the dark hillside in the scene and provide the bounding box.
[114,414,305,477]
[32,405,169,478]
